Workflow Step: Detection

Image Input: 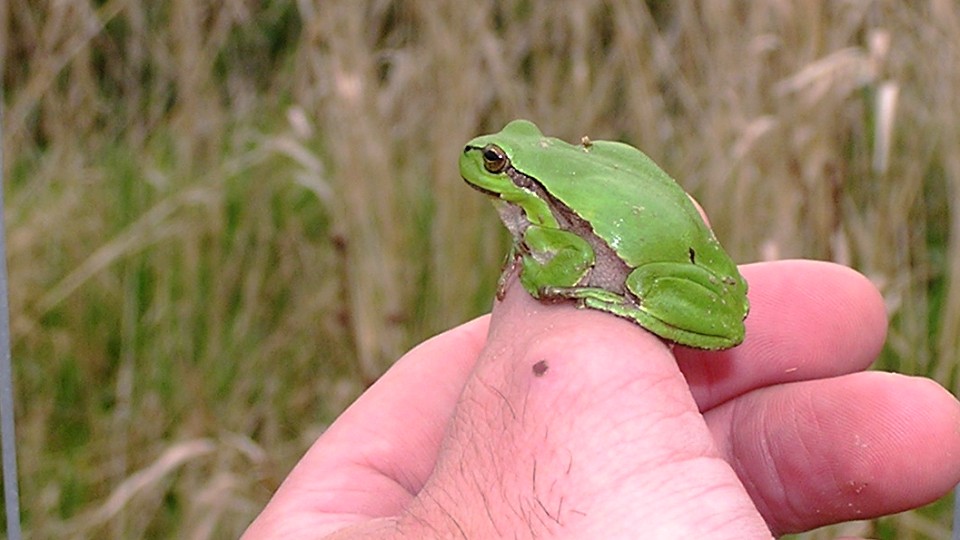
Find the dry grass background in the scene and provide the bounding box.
[2,1,959,538]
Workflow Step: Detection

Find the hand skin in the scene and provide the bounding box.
[243,260,960,539]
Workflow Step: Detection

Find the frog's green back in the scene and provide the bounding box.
[473,120,733,272]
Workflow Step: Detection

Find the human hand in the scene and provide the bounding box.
[243,260,960,539]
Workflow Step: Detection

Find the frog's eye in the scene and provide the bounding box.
[481,144,510,174]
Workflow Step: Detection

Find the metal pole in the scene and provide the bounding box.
[0,85,22,539]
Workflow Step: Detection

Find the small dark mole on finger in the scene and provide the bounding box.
[532,360,549,377]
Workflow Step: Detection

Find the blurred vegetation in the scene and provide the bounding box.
[1,0,958,538]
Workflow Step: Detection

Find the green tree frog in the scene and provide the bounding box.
[460,119,749,350]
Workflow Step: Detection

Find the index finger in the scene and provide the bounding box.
[676,260,888,411]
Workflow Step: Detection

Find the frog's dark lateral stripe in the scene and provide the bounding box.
[506,166,635,295]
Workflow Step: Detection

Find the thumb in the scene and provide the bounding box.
[405,277,772,538]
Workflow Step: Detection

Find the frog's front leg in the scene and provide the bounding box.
[516,225,595,298]
[495,244,521,300]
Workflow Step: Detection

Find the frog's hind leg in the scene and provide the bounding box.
[622,263,747,349]
[542,285,638,316]
[542,284,670,335]
[542,283,738,350]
